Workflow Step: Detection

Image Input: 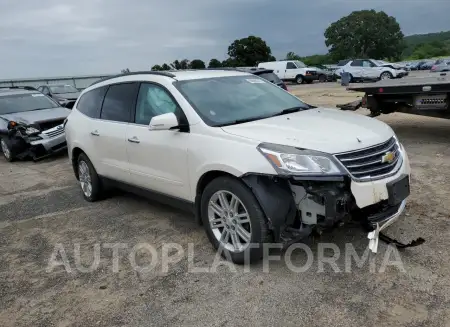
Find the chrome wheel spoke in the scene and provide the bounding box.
[236,213,250,224]
[78,161,92,197]
[220,229,230,244]
[229,195,239,213]
[236,225,251,243]
[210,218,224,229]
[218,193,229,210]
[230,232,241,251]
[210,201,224,217]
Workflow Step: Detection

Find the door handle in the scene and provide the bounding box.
[90,130,100,136]
[128,137,140,144]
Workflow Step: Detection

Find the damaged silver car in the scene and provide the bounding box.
[0,87,70,162]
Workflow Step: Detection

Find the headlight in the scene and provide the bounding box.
[25,127,40,135]
[257,143,343,175]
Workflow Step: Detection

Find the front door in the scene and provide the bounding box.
[126,82,191,200]
[285,62,297,79]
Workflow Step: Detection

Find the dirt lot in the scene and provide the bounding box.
[1,79,450,327]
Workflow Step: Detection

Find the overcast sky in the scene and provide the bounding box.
[1,0,449,79]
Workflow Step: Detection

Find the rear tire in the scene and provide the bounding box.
[319,74,326,83]
[1,138,14,162]
[77,153,102,202]
[201,176,271,264]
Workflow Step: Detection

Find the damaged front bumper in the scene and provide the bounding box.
[242,147,422,253]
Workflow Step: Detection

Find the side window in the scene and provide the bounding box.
[41,87,50,95]
[100,83,139,123]
[362,60,373,67]
[351,60,363,67]
[135,83,179,125]
[286,62,297,69]
[76,86,107,119]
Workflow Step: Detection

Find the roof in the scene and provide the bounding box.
[0,87,38,97]
[169,69,251,80]
[90,69,253,87]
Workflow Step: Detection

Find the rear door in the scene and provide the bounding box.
[93,82,139,182]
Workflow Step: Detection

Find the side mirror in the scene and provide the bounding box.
[148,113,179,131]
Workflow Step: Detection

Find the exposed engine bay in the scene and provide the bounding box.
[0,118,67,161]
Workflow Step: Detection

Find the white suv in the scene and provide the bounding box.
[336,59,407,82]
[65,70,411,263]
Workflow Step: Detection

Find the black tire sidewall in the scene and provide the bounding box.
[295,75,304,84]
[200,176,269,264]
[1,138,14,162]
[77,153,101,202]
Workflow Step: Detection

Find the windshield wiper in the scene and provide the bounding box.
[270,106,308,117]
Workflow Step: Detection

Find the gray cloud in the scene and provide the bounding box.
[1,0,449,78]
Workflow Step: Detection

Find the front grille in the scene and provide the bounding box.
[43,127,64,138]
[38,119,65,131]
[335,137,401,180]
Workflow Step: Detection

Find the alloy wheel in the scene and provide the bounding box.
[78,160,92,197]
[1,139,11,160]
[208,190,252,253]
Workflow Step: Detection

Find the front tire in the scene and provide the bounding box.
[380,71,393,80]
[77,153,102,202]
[319,74,326,83]
[1,138,14,162]
[295,75,304,84]
[201,176,271,264]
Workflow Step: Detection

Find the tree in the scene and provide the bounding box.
[170,59,190,70]
[151,65,163,71]
[121,68,131,74]
[324,10,404,61]
[227,36,274,66]
[161,63,171,70]
[189,59,206,69]
[208,58,222,68]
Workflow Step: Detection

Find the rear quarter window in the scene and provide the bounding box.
[76,86,108,119]
[257,72,282,83]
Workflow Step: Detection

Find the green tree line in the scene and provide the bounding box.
[144,10,450,72]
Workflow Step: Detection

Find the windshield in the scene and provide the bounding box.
[49,85,79,94]
[174,75,309,126]
[0,93,59,115]
[294,60,306,68]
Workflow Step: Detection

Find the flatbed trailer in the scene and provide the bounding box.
[345,73,450,119]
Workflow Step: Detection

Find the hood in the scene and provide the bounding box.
[53,92,80,100]
[221,108,394,154]
[0,107,71,125]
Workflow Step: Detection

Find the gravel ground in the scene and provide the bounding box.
[1,74,449,327]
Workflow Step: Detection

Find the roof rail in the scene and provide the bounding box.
[0,86,37,91]
[89,71,176,87]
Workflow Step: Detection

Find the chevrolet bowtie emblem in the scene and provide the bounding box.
[381,151,395,164]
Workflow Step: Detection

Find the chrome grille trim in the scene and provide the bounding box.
[42,124,64,138]
[334,137,402,181]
